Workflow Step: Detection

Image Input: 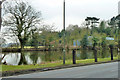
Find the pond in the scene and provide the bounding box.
[1,49,119,65]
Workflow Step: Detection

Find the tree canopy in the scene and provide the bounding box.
[3,0,42,50]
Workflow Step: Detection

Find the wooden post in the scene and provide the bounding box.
[94,48,97,62]
[109,45,114,60]
[73,49,76,64]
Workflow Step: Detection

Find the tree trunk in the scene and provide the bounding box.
[0,54,6,64]
[21,44,24,51]
[19,39,24,51]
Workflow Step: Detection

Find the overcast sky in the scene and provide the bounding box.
[26,0,120,31]
[1,0,120,43]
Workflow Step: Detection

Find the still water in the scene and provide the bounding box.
[1,49,118,65]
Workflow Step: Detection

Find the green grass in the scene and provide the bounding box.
[24,46,45,48]
[1,57,118,72]
[1,62,63,72]
[3,46,45,49]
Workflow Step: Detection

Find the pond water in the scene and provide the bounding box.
[1,49,119,65]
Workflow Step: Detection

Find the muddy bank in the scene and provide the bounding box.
[2,48,58,52]
[2,46,118,52]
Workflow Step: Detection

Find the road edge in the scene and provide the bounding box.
[2,60,119,77]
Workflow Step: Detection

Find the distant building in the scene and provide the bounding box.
[118,1,120,15]
[106,37,114,41]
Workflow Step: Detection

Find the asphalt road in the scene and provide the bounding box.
[4,62,119,78]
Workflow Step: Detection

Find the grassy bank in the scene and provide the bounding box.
[1,56,118,72]
[3,46,118,52]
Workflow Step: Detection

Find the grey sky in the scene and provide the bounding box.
[27,0,119,31]
[1,0,119,43]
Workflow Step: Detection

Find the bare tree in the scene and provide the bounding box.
[2,0,42,50]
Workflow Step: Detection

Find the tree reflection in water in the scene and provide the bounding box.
[101,48,107,58]
[1,50,118,65]
[29,52,39,65]
[18,52,27,65]
[81,49,88,59]
[2,52,42,65]
[45,51,52,62]
[2,53,21,65]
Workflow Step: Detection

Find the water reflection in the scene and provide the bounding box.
[81,50,88,59]
[2,49,118,65]
[2,53,21,65]
[29,52,40,65]
[2,52,42,65]
[101,48,107,58]
[18,52,27,65]
[45,51,52,62]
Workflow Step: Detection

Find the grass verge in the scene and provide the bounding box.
[1,56,118,72]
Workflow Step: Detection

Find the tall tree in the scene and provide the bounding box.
[3,0,42,50]
[115,15,120,49]
[92,37,99,49]
[85,17,99,35]
[81,35,89,49]
[110,15,120,49]
[30,30,39,49]
[99,21,106,33]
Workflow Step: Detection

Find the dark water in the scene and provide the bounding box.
[1,49,119,65]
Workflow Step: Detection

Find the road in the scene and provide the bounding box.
[4,62,119,78]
